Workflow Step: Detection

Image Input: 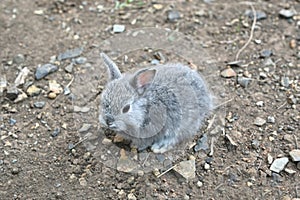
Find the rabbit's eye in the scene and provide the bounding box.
[122,104,130,113]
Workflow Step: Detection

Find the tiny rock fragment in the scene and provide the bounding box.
[280,77,290,88]
[284,168,296,174]
[260,49,272,58]
[34,101,46,108]
[245,10,267,20]
[127,193,137,200]
[237,77,251,88]
[79,177,87,186]
[270,157,289,173]
[65,63,73,73]
[290,39,297,49]
[6,86,19,101]
[57,47,84,61]
[220,68,236,78]
[267,116,275,124]
[256,101,264,107]
[113,24,125,33]
[204,163,210,170]
[289,149,300,162]
[74,57,87,64]
[194,133,209,151]
[14,90,28,103]
[168,10,181,22]
[78,123,92,133]
[48,92,57,99]
[263,58,275,67]
[73,106,90,113]
[279,9,295,18]
[267,154,273,165]
[13,54,25,64]
[102,138,112,145]
[26,85,41,96]
[287,95,297,105]
[35,64,58,80]
[51,127,61,137]
[0,75,7,96]
[254,117,266,127]
[153,4,163,10]
[49,80,63,94]
[173,160,195,180]
[14,67,30,86]
[34,10,44,15]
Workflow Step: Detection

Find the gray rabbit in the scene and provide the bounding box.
[99,52,213,153]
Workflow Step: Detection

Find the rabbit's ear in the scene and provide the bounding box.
[100,53,122,80]
[131,69,156,95]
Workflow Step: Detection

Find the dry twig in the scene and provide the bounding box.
[235,4,257,60]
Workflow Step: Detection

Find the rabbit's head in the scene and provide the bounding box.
[99,53,156,137]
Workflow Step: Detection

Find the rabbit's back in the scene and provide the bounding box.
[148,63,213,141]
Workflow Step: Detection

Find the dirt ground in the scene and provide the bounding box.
[1,0,300,199]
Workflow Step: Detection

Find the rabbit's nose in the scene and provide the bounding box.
[106,115,115,127]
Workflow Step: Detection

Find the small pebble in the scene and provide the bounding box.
[204,163,210,170]
[51,127,61,137]
[15,67,30,86]
[251,139,260,149]
[267,154,273,164]
[74,57,87,64]
[65,63,73,73]
[184,194,190,200]
[289,149,300,162]
[153,4,163,10]
[26,85,41,96]
[48,92,57,99]
[173,160,196,180]
[113,24,125,33]
[79,177,87,186]
[237,77,251,88]
[267,116,275,124]
[57,47,84,61]
[194,134,209,152]
[11,167,20,175]
[196,181,203,188]
[289,39,296,49]
[168,10,181,22]
[263,58,275,67]
[127,193,137,200]
[220,68,236,78]
[256,101,264,107]
[34,101,46,108]
[9,118,17,125]
[49,80,63,94]
[6,86,19,101]
[260,49,272,58]
[74,106,90,113]
[279,9,295,18]
[245,10,267,20]
[254,117,266,127]
[270,157,289,173]
[259,72,268,79]
[284,168,296,174]
[78,123,92,133]
[13,54,25,64]
[280,77,290,88]
[35,64,58,80]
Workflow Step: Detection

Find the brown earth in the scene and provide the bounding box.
[0,0,300,199]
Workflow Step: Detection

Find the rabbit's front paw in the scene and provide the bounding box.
[151,140,174,154]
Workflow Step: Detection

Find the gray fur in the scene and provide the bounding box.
[99,53,213,153]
